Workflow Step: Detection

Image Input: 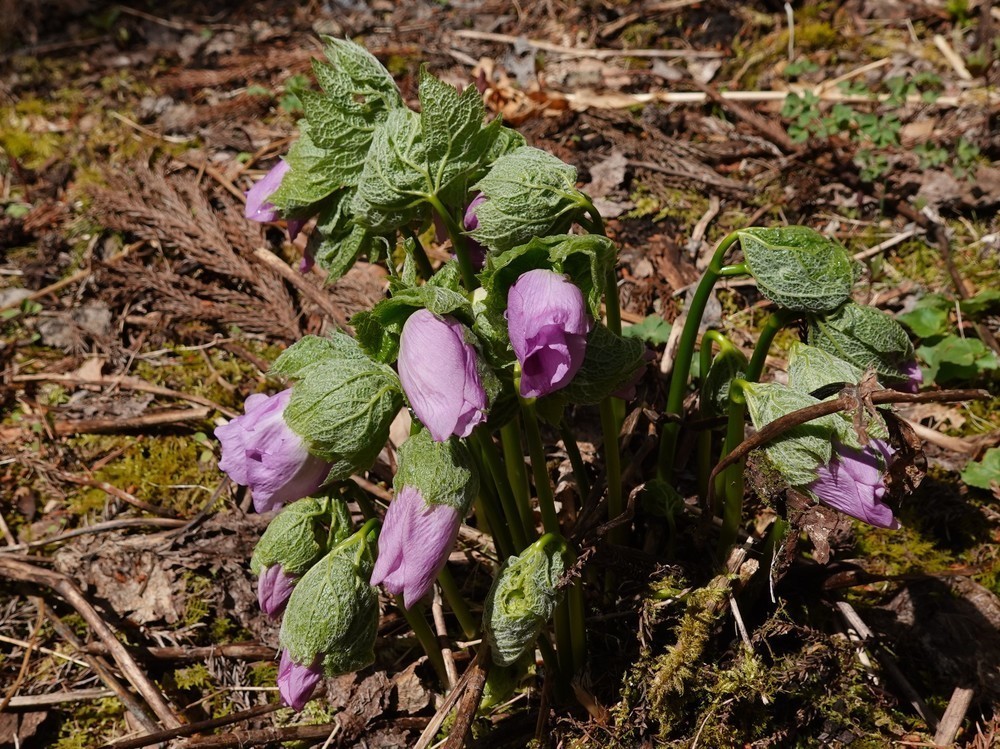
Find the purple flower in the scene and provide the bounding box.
[215,389,331,513]
[277,649,322,712]
[895,359,923,393]
[461,194,488,271]
[245,161,307,248]
[370,486,462,609]
[507,269,591,399]
[398,310,488,442]
[245,161,290,224]
[257,564,297,619]
[808,439,900,529]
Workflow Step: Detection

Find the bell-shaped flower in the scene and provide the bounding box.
[215,389,331,513]
[245,160,306,241]
[398,309,488,441]
[808,438,900,529]
[370,486,462,609]
[507,269,591,399]
[277,649,322,712]
[461,193,488,271]
[257,564,298,619]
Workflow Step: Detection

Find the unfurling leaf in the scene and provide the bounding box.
[394,428,478,514]
[250,494,353,577]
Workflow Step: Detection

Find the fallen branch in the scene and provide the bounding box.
[97,704,281,749]
[0,406,212,441]
[0,518,186,553]
[705,388,990,513]
[0,557,183,729]
[5,687,116,709]
[178,718,429,749]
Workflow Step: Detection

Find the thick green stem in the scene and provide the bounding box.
[566,548,586,675]
[520,401,560,536]
[697,331,726,500]
[500,420,537,542]
[397,599,450,688]
[559,423,591,505]
[475,432,529,552]
[426,194,477,290]
[401,226,435,280]
[437,566,478,640]
[745,310,798,383]
[658,232,743,481]
[599,397,625,544]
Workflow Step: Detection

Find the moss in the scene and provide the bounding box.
[51,697,125,748]
[174,663,214,691]
[182,571,214,626]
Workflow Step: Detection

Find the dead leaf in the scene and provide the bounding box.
[392,661,431,714]
[0,711,47,747]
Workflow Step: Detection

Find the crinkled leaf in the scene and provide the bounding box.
[271,333,403,479]
[483,537,567,667]
[471,147,587,252]
[737,226,854,312]
[394,428,478,513]
[786,342,863,394]
[352,285,474,363]
[251,495,353,576]
[742,382,838,487]
[279,525,379,676]
[310,224,373,284]
[558,324,647,405]
[807,302,916,383]
[479,233,617,319]
[269,123,345,211]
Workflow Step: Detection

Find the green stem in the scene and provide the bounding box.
[599,397,624,544]
[520,401,559,536]
[401,226,435,280]
[500,420,537,543]
[566,547,586,676]
[559,423,591,505]
[719,263,749,277]
[697,331,726,500]
[475,431,529,552]
[397,598,450,689]
[718,381,747,552]
[745,310,798,383]
[437,566,478,640]
[537,633,566,702]
[426,193,477,290]
[469,448,515,561]
[658,231,742,481]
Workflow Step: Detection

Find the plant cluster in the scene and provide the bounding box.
[213,39,942,730]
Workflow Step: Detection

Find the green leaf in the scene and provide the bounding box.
[917,335,999,383]
[961,447,1000,490]
[479,233,617,319]
[471,147,587,252]
[700,345,748,417]
[319,37,404,113]
[310,224,373,284]
[251,495,353,576]
[271,333,404,479]
[623,315,672,346]
[786,341,862,394]
[394,428,478,513]
[417,67,499,204]
[736,226,854,312]
[742,382,838,487]
[807,302,916,383]
[351,108,429,232]
[483,535,567,667]
[558,324,648,405]
[897,293,951,338]
[279,524,379,676]
[959,289,1000,317]
[352,285,474,364]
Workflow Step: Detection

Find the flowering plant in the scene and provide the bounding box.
[211,38,948,735]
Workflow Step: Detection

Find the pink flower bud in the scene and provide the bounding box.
[215,389,331,513]
[461,194,488,270]
[808,439,900,529]
[277,649,322,712]
[257,564,297,619]
[398,310,488,442]
[507,269,591,398]
[370,486,462,609]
